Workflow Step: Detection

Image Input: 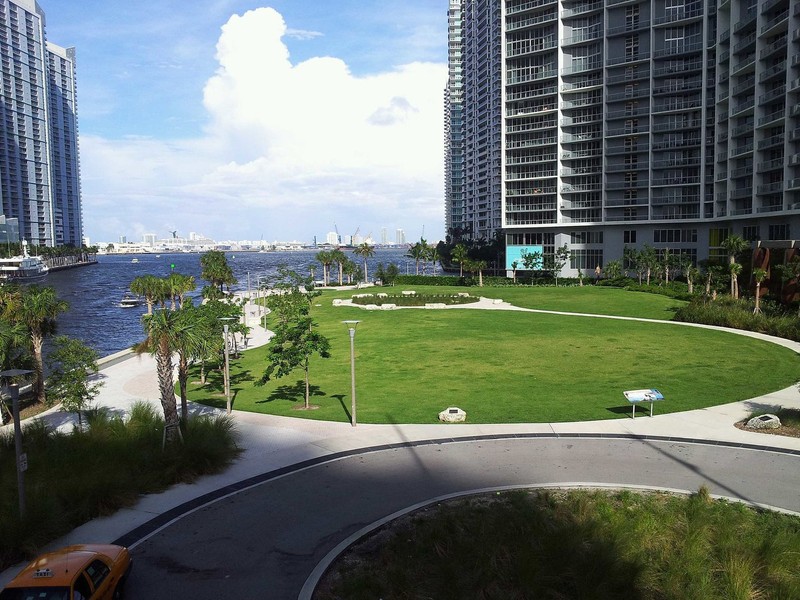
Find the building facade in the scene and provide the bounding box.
[0,0,82,248]
[448,0,800,274]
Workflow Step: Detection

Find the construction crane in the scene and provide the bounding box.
[168,230,178,239]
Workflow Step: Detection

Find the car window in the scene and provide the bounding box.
[83,560,110,589]
[0,588,70,600]
[72,573,92,600]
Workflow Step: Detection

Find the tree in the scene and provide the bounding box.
[16,285,68,405]
[520,249,543,272]
[511,260,519,283]
[135,308,184,443]
[407,239,429,275]
[330,248,347,285]
[384,263,399,285]
[464,258,487,287]
[165,273,196,310]
[130,274,168,315]
[200,250,237,293]
[353,242,375,282]
[752,268,768,315]
[451,243,469,277]
[46,336,103,426]
[720,234,751,299]
[604,259,623,280]
[344,258,360,284]
[640,244,658,286]
[171,307,204,426]
[551,244,571,287]
[259,268,331,409]
[315,250,333,286]
[624,247,645,284]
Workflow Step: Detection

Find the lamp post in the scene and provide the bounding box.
[0,369,33,518]
[342,321,360,427]
[218,317,236,414]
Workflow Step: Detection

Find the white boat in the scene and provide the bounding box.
[0,241,49,283]
[119,293,144,308]
[131,258,139,263]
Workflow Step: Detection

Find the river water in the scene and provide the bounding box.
[47,248,412,357]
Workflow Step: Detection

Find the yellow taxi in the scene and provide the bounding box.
[0,544,132,600]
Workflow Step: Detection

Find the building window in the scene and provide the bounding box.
[570,249,604,270]
[624,230,637,244]
[570,231,603,244]
[742,225,760,242]
[768,224,790,240]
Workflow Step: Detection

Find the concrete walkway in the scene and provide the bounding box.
[2,291,800,587]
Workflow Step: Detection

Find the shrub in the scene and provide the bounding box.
[674,297,800,341]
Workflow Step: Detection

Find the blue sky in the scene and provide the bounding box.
[43,1,448,244]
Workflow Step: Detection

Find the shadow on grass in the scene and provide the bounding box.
[606,405,635,417]
[330,394,350,422]
[258,380,325,404]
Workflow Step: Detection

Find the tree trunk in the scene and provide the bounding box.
[32,330,46,404]
[478,270,484,287]
[156,342,179,443]
[754,283,761,314]
[178,350,189,426]
[304,361,310,409]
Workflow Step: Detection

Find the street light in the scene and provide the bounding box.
[218,317,237,414]
[341,321,360,427]
[0,369,33,518]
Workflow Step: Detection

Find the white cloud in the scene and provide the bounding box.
[82,6,446,243]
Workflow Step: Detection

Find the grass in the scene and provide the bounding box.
[189,286,800,424]
[314,488,800,600]
[0,403,240,572]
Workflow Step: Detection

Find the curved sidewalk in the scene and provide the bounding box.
[2,293,800,586]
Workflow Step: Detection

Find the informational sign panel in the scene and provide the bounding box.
[506,245,543,270]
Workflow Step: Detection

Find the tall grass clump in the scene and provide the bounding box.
[0,401,239,571]
[316,488,800,600]
[674,296,800,341]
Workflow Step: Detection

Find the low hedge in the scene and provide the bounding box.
[674,297,800,342]
[351,293,478,307]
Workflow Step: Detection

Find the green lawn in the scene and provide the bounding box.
[188,286,800,424]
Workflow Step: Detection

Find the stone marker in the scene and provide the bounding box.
[746,414,781,429]
[439,406,466,423]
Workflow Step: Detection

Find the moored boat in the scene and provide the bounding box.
[0,241,49,283]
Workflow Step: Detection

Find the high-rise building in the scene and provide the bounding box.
[396,228,406,245]
[0,0,83,248]
[449,0,800,275]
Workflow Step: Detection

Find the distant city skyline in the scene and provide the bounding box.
[42,1,448,245]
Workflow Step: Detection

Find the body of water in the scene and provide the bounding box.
[48,248,412,357]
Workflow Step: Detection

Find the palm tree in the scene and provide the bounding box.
[17,285,68,404]
[752,268,768,314]
[135,308,183,443]
[165,273,196,310]
[200,250,237,293]
[451,243,468,277]
[172,308,203,426]
[315,250,333,286]
[407,240,429,275]
[130,274,168,315]
[353,242,375,282]
[330,248,347,285]
[720,234,751,298]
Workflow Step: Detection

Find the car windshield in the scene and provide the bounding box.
[0,588,69,600]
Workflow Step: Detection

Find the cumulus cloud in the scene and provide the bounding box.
[82,6,446,243]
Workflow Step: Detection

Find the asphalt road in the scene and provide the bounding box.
[125,437,800,599]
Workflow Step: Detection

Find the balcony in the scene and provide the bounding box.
[731,56,756,75]
[733,8,758,33]
[561,61,604,75]
[653,40,704,58]
[757,133,784,149]
[506,0,558,16]
[757,158,784,172]
[605,162,649,172]
[606,19,650,36]
[730,186,753,199]
[652,6,704,25]
[560,29,603,46]
[759,61,787,83]
[757,110,784,127]
[606,52,652,66]
[761,9,789,35]
[757,182,785,194]
[759,36,787,59]
[606,125,650,136]
[561,1,603,17]
[651,175,701,185]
